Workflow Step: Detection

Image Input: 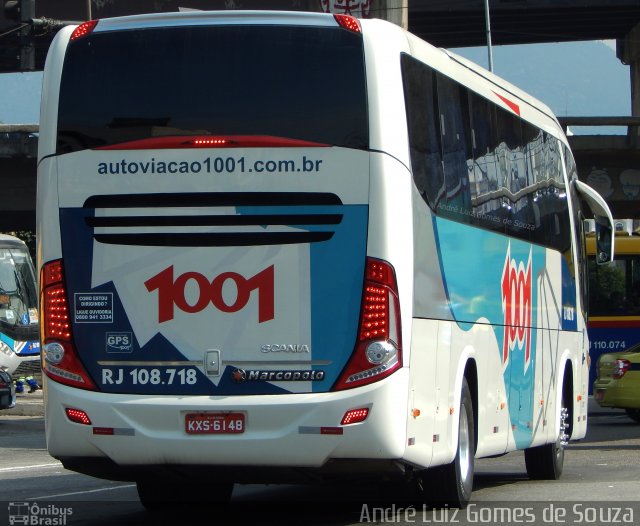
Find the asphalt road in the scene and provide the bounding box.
[1,396,639,526]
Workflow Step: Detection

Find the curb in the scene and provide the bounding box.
[2,372,44,417]
[2,391,44,417]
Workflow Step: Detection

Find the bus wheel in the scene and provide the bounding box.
[525,399,569,480]
[136,478,234,511]
[625,409,640,424]
[417,378,475,508]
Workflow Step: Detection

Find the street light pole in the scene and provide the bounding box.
[484,0,494,72]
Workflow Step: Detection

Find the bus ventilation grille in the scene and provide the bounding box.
[82,192,344,247]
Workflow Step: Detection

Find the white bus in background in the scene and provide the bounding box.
[0,234,40,376]
[37,10,614,510]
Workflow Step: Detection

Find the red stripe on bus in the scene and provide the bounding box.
[588,319,640,329]
[493,92,521,116]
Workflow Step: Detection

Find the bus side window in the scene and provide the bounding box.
[436,74,473,219]
[530,134,571,252]
[494,105,524,235]
[565,145,589,313]
[513,123,543,242]
[631,264,640,314]
[468,92,504,235]
[401,54,445,210]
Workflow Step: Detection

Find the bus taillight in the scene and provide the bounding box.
[70,20,98,41]
[334,14,361,33]
[41,260,97,390]
[65,407,92,425]
[333,258,402,391]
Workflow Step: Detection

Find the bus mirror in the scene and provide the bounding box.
[595,218,613,265]
[573,179,615,265]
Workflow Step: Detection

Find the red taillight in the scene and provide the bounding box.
[360,283,388,340]
[70,20,98,41]
[41,260,97,390]
[334,14,361,33]
[44,285,71,340]
[341,407,370,425]
[333,258,402,391]
[65,408,92,425]
[43,259,63,287]
[612,359,631,379]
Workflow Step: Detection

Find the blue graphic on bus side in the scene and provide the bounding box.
[433,217,547,449]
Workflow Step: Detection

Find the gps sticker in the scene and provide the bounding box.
[106,332,133,353]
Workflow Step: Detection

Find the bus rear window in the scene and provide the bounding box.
[57,24,368,154]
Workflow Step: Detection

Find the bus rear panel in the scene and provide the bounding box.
[39,12,409,480]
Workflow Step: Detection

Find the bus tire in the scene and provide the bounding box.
[136,478,233,511]
[625,408,640,424]
[524,393,568,480]
[417,378,475,508]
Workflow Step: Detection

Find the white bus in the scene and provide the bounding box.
[0,234,40,377]
[37,10,614,510]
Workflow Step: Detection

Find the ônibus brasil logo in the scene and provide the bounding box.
[8,502,72,525]
[501,243,532,370]
[145,265,275,323]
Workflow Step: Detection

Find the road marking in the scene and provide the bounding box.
[0,462,62,473]
[31,484,136,499]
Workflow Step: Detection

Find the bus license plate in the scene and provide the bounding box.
[185,413,245,434]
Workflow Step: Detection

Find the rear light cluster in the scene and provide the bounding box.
[65,407,92,425]
[192,138,230,147]
[612,359,631,379]
[95,135,329,150]
[41,260,97,390]
[340,407,369,425]
[333,258,402,390]
[70,19,98,41]
[42,261,70,340]
[334,14,361,33]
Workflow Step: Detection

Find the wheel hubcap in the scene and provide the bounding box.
[459,406,471,481]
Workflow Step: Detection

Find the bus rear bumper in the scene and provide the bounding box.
[56,456,409,484]
[45,370,411,481]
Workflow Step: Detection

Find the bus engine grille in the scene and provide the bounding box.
[82,192,344,247]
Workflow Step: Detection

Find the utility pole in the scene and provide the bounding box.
[1,0,80,71]
[484,0,494,72]
[3,0,35,70]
